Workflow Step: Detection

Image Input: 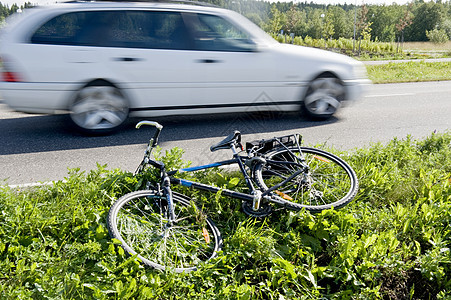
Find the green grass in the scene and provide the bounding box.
[1,133,451,299]
[366,61,451,84]
[276,36,451,84]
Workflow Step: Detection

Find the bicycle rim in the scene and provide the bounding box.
[107,190,222,272]
[254,147,358,212]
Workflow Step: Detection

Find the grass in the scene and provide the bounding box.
[0,133,450,299]
[279,37,451,84]
[403,41,451,53]
[361,41,451,84]
[366,61,451,84]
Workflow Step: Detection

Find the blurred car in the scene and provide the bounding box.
[0,1,370,134]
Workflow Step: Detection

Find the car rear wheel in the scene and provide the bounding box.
[69,83,129,135]
[302,76,345,120]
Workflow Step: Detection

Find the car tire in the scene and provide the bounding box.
[69,81,129,135]
[302,75,345,120]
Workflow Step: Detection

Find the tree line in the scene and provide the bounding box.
[218,0,451,43]
[0,2,33,22]
[1,0,450,43]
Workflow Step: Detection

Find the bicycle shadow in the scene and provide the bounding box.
[0,110,340,156]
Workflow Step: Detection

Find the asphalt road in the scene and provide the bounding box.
[1,80,450,186]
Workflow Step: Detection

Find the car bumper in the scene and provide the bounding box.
[0,82,77,113]
[343,78,372,102]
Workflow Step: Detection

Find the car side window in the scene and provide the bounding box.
[188,13,255,52]
[108,11,192,50]
[31,12,88,45]
[31,10,192,50]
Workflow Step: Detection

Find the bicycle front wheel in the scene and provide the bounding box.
[107,190,222,272]
[253,147,358,212]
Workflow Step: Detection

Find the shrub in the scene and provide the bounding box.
[426,28,449,44]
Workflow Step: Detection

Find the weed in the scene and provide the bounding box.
[1,132,450,298]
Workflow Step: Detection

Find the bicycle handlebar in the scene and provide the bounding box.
[136,120,163,149]
[136,121,163,130]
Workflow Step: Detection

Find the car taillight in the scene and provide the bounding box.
[0,56,23,82]
[2,71,21,82]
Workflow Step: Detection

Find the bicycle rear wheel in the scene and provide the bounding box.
[253,147,358,212]
[107,190,222,272]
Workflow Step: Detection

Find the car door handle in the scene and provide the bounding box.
[113,57,143,62]
[197,59,222,64]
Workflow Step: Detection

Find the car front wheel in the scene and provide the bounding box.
[302,76,345,120]
[69,84,129,134]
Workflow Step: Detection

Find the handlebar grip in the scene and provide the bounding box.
[136,121,163,130]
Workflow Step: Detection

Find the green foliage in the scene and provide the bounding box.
[272,33,398,58]
[366,61,451,83]
[442,19,451,40]
[426,28,450,44]
[407,2,446,42]
[1,132,451,298]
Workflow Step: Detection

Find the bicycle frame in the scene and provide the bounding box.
[169,154,258,204]
[135,120,309,212]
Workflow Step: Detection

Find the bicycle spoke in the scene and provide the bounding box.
[255,147,357,211]
[108,190,221,271]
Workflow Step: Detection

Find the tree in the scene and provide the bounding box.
[305,9,324,39]
[328,6,352,39]
[265,5,286,34]
[368,4,403,42]
[322,10,335,40]
[355,5,372,53]
[283,6,307,37]
[246,12,263,27]
[440,18,451,39]
[395,4,413,51]
[407,2,445,41]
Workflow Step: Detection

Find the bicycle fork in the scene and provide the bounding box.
[162,179,176,222]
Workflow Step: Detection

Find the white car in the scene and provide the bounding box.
[0,1,370,134]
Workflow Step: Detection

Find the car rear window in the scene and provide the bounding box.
[30,10,192,50]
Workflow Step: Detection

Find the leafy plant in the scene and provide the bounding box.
[1,132,451,298]
[426,28,450,44]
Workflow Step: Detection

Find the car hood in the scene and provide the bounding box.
[266,43,365,81]
[275,43,360,65]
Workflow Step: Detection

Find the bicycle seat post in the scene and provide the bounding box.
[230,143,239,156]
[230,143,260,196]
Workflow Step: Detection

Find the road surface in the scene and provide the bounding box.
[1,80,450,185]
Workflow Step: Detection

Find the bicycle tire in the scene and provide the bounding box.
[107,190,222,272]
[253,147,358,212]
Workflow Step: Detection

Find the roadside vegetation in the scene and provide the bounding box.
[1,132,450,299]
[0,1,449,297]
[367,61,451,84]
[271,36,451,83]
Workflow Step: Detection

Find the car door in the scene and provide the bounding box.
[102,10,201,113]
[184,12,281,114]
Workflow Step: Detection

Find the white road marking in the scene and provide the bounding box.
[365,93,415,98]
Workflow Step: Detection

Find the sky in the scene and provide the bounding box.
[1,0,414,8]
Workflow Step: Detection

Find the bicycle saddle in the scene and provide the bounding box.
[210,131,241,152]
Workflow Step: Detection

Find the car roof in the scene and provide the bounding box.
[1,1,277,46]
[1,1,232,40]
[34,1,227,14]
[66,0,218,7]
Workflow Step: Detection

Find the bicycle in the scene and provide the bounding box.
[107,121,359,272]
